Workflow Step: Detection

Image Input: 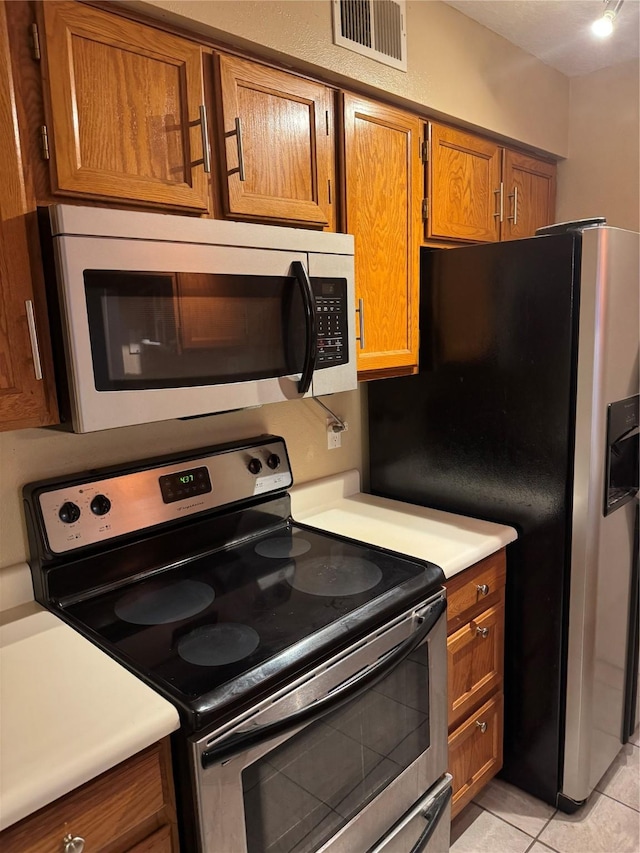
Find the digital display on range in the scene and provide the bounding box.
[159,466,212,504]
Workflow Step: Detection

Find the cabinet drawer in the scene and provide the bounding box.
[448,602,504,729]
[445,550,506,634]
[0,744,168,853]
[129,824,174,852]
[448,693,503,819]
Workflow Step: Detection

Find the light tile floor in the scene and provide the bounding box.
[450,728,640,853]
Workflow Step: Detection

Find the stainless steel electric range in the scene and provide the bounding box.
[23,435,451,853]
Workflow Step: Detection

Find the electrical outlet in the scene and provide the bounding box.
[327,418,347,450]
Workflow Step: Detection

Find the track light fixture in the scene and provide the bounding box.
[591,0,624,38]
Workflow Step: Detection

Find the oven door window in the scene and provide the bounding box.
[83,270,307,389]
[242,646,430,853]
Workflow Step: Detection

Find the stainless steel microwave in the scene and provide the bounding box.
[41,205,357,433]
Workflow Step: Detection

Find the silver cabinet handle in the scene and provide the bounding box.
[63,835,85,853]
[356,297,365,350]
[198,105,211,174]
[477,583,489,596]
[508,185,518,224]
[25,300,43,381]
[234,117,246,182]
[493,182,504,221]
[476,626,489,638]
[476,720,487,733]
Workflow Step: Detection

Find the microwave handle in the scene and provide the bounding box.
[200,595,446,769]
[291,261,317,394]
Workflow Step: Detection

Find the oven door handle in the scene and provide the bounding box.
[201,595,446,769]
[408,780,452,853]
[291,260,317,394]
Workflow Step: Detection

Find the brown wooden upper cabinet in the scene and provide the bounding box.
[37,1,211,211]
[501,149,557,241]
[0,0,57,432]
[215,54,336,229]
[426,123,502,243]
[425,122,556,243]
[342,93,421,378]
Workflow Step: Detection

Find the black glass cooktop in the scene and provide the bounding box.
[63,521,442,729]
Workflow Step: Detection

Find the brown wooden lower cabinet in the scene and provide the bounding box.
[128,825,174,853]
[445,549,506,818]
[448,601,504,729]
[0,740,179,852]
[449,693,504,816]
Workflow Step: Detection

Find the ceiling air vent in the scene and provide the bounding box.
[332,0,407,71]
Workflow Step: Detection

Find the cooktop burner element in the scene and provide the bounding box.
[288,555,383,597]
[24,435,444,729]
[254,537,311,558]
[114,579,215,625]
[178,623,261,667]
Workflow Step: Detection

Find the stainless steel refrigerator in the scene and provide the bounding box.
[368,221,639,812]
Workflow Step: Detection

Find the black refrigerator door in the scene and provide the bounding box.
[368,233,581,807]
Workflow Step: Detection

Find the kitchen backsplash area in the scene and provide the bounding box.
[0,388,364,569]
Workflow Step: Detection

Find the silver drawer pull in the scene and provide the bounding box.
[63,835,85,853]
[476,626,489,638]
[199,105,211,174]
[493,183,504,221]
[476,583,490,596]
[476,720,487,733]
[507,185,518,224]
[356,297,365,350]
[234,117,246,182]
[25,300,43,380]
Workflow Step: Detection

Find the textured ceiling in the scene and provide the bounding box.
[442,0,640,77]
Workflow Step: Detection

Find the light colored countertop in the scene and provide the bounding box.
[0,562,180,832]
[290,470,517,579]
[0,471,516,832]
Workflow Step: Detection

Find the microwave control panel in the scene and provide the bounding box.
[313,278,348,368]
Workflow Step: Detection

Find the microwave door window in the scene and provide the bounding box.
[85,272,179,390]
[83,270,306,390]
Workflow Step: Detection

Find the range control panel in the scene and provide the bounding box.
[314,278,348,368]
[32,437,292,555]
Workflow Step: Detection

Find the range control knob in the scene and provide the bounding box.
[58,501,81,524]
[247,457,262,475]
[90,494,111,516]
[267,453,281,470]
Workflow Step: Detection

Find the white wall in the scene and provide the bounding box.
[556,59,640,231]
[130,0,570,156]
[0,392,364,568]
[3,2,638,571]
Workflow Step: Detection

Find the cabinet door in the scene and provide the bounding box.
[502,150,557,240]
[0,0,57,431]
[0,742,177,852]
[343,94,421,376]
[216,54,335,228]
[39,2,210,211]
[427,123,501,242]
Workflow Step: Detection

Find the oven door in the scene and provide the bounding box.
[369,774,452,853]
[191,593,447,853]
